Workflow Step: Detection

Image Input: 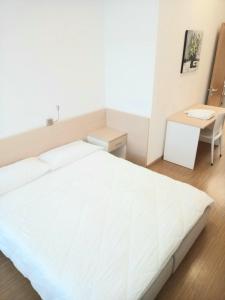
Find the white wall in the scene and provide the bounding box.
[104,0,158,117]
[147,0,225,164]
[0,0,105,138]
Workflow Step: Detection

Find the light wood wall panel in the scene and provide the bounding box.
[106,109,150,166]
[0,110,106,167]
[0,109,150,167]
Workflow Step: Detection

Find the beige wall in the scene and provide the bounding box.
[147,0,225,164]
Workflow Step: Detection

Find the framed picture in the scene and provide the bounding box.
[181,30,203,73]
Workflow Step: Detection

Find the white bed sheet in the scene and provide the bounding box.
[0,151,213,300]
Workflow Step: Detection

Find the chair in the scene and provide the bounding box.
[200,113,225,165]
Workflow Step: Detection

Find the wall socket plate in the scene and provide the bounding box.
[46,118,54,126]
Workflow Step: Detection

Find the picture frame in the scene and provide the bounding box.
[181,30,203,74]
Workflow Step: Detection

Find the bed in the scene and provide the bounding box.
[0,141,213,300]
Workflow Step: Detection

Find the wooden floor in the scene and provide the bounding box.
[151,142,225,300]
[0,141,225,300]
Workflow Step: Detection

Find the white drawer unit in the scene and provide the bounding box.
[87,127,127,159]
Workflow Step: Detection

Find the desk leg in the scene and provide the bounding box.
[164,121,200,169]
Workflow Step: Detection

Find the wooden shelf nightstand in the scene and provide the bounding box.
[87,127,127,159]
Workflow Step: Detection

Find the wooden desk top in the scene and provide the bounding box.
[88,127,127,142]
[168,104,225,129]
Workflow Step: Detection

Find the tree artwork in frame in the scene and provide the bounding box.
[181,30,203,73]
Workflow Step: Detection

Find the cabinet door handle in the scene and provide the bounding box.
[208,88,218,92]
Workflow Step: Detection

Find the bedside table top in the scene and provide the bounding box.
[88,127,127,142]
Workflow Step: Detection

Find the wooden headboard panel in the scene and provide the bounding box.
[0,110,106,167]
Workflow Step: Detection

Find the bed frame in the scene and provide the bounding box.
[141,208,209,300]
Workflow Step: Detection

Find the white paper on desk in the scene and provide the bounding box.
[184,109,215,120]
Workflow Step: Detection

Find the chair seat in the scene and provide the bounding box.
[200,128,213,139]
[200,112,225,165]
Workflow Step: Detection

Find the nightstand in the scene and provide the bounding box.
[87,127,127,159]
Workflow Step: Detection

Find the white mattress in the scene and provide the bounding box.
[0,151,213,300]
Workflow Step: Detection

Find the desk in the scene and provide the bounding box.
[164,104,225,169]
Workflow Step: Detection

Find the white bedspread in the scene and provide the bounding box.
[0,151,213,300]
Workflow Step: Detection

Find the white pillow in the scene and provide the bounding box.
[0,158,50,196]
[39,140,102,170]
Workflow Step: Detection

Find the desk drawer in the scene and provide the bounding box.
[108,135,127,152]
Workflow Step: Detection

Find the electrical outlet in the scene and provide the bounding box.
[46,118,54,126]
